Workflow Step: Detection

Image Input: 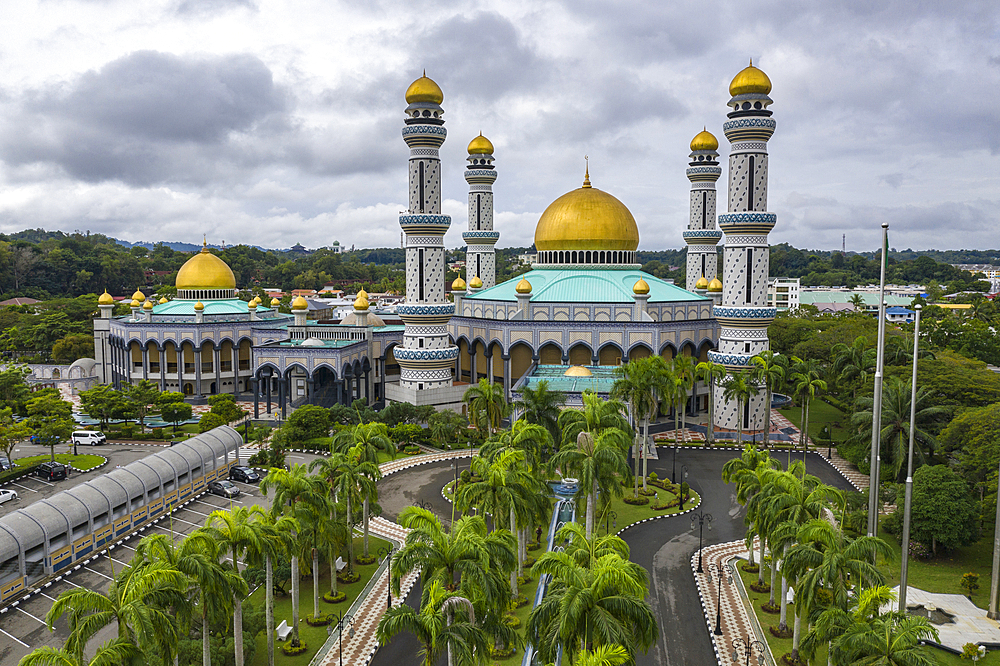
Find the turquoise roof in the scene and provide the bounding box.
[152,298,272,316]
[466,268,706,304]
[519,365,618,394]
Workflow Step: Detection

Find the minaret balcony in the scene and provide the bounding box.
[686,165,723,181]
[462,231,500,244]
[718,212,776,234]
[682,230,723,244]
[722,117,776,142]
[712,306,777,326]
[399,214,452,233]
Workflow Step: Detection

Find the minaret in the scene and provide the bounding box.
[463,134,499,288]
[683,128,723,289]
[710,60,777,437]
[395,73,459,391]
[94,290,115,383]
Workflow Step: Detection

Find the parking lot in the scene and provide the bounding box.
[0,444,324,663]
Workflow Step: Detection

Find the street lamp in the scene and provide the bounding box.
[731,635,766,666]
[415,499,432,511]
[680,465,689,508]
[605,510,618,536]
[332,611,355,666]
[690,510,712,573]
[707,562,732,635]
[672,441,678,484]
[376,546,393,610]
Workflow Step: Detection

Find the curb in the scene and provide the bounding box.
[614,492,703,536]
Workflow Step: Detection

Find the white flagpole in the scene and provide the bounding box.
[899,304,921,612]
[867,222,889,537]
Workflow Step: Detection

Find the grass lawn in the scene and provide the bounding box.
[493,575,543,665]
[778,399,848,443]
[246,534,391,666]
[597,486,701,536]
[14,453,105,471]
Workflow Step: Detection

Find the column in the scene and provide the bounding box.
[232,346,241,397]
[214,345,222,396]
[463,134,499,288]
[194,348,202,396]
[142,344,149,381]
[253,377,259,419]
[307,377,315,405]
[158,345,166,392]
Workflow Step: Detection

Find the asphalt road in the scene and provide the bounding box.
[369,449,857,666]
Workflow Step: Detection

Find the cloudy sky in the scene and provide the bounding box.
[0,0,997,253]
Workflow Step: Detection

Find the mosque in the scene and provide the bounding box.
[93,61,777,435]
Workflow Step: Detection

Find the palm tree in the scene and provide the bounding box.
[672,354,696,444]
[261,464,327,646]
[831,336,876,403]
[850,376,950,481]
[332,421,396,465]
[550,430,630,538]
[695,360,727,446]
[722,445,781,578]
[513,379,565,447]
[848,293,866,312]
[323,447,381,563]
[251,512,295,666]
[293,496,347,620]
[611,356,670,494]
[721,369,759,445]
[572,645,631,666]
[18,640,142,666]
[553,522,641,578]
[788,356,826,454]
[184,534,248,666]
[526,551,656,663]
[463,378,509,437]
[750,351,785,448]
[556,391,631,450]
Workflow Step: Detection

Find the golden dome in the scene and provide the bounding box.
[451,277,467,291]
[194,301,205,311]
[405,72,444,105]
[158,296,168,304]
[248,299,257,309]
[690,128,719,152]
[515,277,532,294]
[129,299,140,308]
[253,296,263,305]
[695,276,709,290]
[469,276,483,289]
[291,296,308,311]
[708,278,723,293]
[729,60,772,96]
[131,289,145,303]
[534,173,639,252]
[175,244,237,290]
[564,365,593,377]
[98,290,114,306]
[357,288,368,300]
[633,278,650,295]
[468,134,494,155]
[354,295,370,311]
[270,297,281,307]
[143,300,153,311]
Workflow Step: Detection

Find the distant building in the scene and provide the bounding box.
[287,243,310,256]
[767,278,800,311]
[953,264,1000,279]
[798,289,912,313]
[0,297,40,307]
[885,306,915,323]
[516,253,537,265]
[329,241,344,254]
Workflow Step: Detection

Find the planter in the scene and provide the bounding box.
[770,625,793,639]
[337,571,360,584]
[281,640,309,656]
[355,555,377,566]
[623,495,650,506]
[323,591,347,604]
[306,613,332,626]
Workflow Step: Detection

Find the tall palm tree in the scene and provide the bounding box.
[293,496,346,620]
[513,379,565,447]
[722,445,781,578]
[463,378,509,437]
[750,351,785,448]
[831,336,876,402]
[572,645,631,666]
[721,369,759,445]
[251,512,295,666]
[321,448,380,563]
[550,430,630,538]
[332,421,396,465]
[695,360,727,446]
[672,354,696,444]
[789,356,827,453]
[184,535,248,666]
[612,356,670,494]
[18,640,142,666]
[556,391,631,450]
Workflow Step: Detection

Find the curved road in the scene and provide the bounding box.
[370,450,855,666]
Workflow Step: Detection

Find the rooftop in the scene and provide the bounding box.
[466,268,705,304]
[517,364,619,394]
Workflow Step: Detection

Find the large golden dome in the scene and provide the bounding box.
[176,245,237,290]
[405,72,444,105]
[468,134,494,155]
[730,60,772,96]
[690,128,719,152]
[534,174,639,252]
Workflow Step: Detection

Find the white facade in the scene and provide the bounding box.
[463,142,499,288]
[767,277,800,310]
[683,137,723,288]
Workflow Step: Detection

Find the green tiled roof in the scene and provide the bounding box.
[519,365,618,394]
[798,291,912,307]
[466,268,707,304]
[152,298,273,316]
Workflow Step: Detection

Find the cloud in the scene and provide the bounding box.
[174,0,258,16]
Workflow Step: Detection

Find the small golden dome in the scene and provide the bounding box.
[564,365,593,377]
[451,277,467,291]
[469,276,483,289]
[175,243,237,290]
[695,276,709,290]
[708,278,723,293]
[129,299,140,308]
[131,289,145,303]
[143,300,153,311]
[468,133,494,155]
[534,174,639,252]
[515,277,532,294]
[98,290,114,306]
[291,296,308,311]
[405,72,444,104]
[354,295,370,311]
[253,296,262,305]
[158,297,168,304]
[633,278,650,295]
[690,128,719,152]
[730,60,772,96]
[194,301,205,311]
[270,297,281,307]
[248,299,257,309]
[357,288,368,300]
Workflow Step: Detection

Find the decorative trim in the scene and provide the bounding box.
[711,306,777,319]
[392,347,460,361]
[401,125,447,137]
[398,303,455,316]
[718,212,776,226]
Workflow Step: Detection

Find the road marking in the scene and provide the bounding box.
[38,592,56,602]
[193,499,236,511]
[83,566,114,581]
[10,483,37,493]
[117,543,136,551]
[110,557,130,568]
[0,627,29,647]
[61,579,82,588]
[17,607,46,625]
[26,477,53,487]
[169,516,201,528]
[181,505,214,517]
[287,454,306,459]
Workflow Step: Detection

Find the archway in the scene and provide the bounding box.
[568,343,592,366]
[538,343,562,366]
[313,366,338,407]
[628,344,652,361]
[598,344,623,366]
[510,343,533,385]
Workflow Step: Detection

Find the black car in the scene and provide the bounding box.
[229,466,260,484]
[208,480,240,498]
[36,461,67,481]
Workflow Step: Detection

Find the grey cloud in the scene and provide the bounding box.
[174,0,257,15]
[879,173,906,188]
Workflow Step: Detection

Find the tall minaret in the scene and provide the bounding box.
[683,128,723,290]
[463,134,499,288]
[395,73,459,391]
[710,60,777,436]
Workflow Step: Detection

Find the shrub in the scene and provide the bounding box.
[337,571,360,584]
[323,591,347,603]
[120,423,136,438]
[355,555,377,566]
[648,471,658,482]
[306,613,331,626]
[961,572,980,598]
[152,427,163,439]
[623,494,649,506]
[504,614,521,630]
[281,640,308,655]
[509,595,529,610]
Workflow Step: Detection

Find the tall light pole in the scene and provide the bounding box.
[377,546,393,610]
[867,222,889,538]
[690,511,712,573]
[899,304,921,613]
[708,562,731,636]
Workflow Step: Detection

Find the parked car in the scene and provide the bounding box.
[208,480,240,498]
[71,431,106,446]
[36,462,67,481]
[229,466,260,484]
[0,488,18,504]
[0,456,11,472]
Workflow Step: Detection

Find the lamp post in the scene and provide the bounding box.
[731,635,766,666]
[690,510,712,573]
[680,465,689,508]
[333,611,355,666]
[672,441,678,484]
[376,546,393,610]
[899,304,921,613]
[708,562,732,635]
[415,499,432,511]
[605,510,618,536]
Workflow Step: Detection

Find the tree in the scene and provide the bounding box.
[940,402,1000,483]
[721,369,759,445]
[51,333,95,364]
[672,354,696,445]
[311,450,379,569]
[463,378,509,437]
[198,412,226,433]
[909,465,979,556]
[513,379,565,447]
[611,356,669,494]
[208,393,246,424]
[750,351,784,448]
[550,429,630,538]
[160,402,193,434]
[17,639,142,666]
[789,357,826,453]
[283,404,330,442]
[26,392,74,459]
[0,407,32,462]
[831,336,875,402]
[722,445,781,577]
[327,427,389,558]
[124,380,161,433]
[79,385,129,430]
[428,409,467,449]
[832,587,939,666]
[0,364,31,408]
[695,360,727,447]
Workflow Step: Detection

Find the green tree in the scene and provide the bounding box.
[722,445,781,580]
[789,356,827,453]
[0,364,31,408]
[51,333,95,364]
[79,385,128,430]
[26,391,74,459]
[463,378,509,437]
[831,336,875,402]
[17,639,142,666]
[160,402,193,434]
[721,369,759,445]
[831,587,939,666]
[513,379,565,448]
[940,402,1000,483]
[0,407,33,462]
[331,424,393,556]
[909,465,979,556]
[612,356,669,494]
[695,360,727,447]
[428,409,467,449]
[198,412,226,433]
[124,380,161,433]
[550,429,630,539]
[283,404,331,442]
[750,351,785,448]
[208,393,245,424]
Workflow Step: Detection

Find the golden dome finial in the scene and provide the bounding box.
[98,290,114,306]
[695,275,709,290]
[633,278,650,295]
[730,60,771,96]
[469,276,483,289]
[708,278,723,293]
[451,276,467,291]
[583,155,591,188]
[515,277,532,294]
[291,295,308,311]
[690,128,719,152]
[405,72,444,104]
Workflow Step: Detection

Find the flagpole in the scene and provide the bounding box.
[899,304,921,612]
[867,222,889,538]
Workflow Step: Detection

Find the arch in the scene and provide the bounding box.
[585,250,592,263]
[696,338,716,362]
[659,342,676,361]
[598,342,624,366]
[145,340,160,374]
[488,341,504,384]
[568,342,593,366]
[509,343,533,385]
[50,368,60,379]
[473,338,488,381]
[627,343,653,361]
[679,341,697,357]
[283,362,309,379]
[537,342,562,366]
[457,338,471,382]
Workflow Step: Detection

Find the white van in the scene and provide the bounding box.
[71,431,106,446]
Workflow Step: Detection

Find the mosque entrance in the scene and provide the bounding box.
[312,367,339,407]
